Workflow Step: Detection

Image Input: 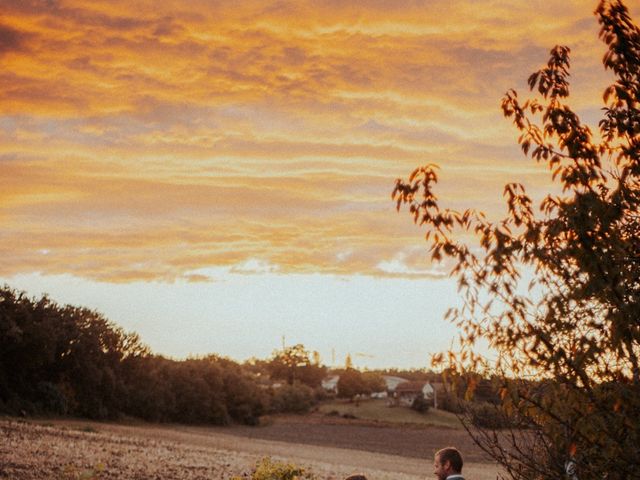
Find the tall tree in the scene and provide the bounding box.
[268,344,326,387]
[392,1,639,478]
[336,368,368,399]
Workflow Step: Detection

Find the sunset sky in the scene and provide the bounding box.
[1,1,635,368]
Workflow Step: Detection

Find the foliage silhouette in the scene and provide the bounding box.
[268,343,326,388]
[231,457,316,480]
[392,1,640,478]
[0,285,314,424]
[410,392,430,413]
[337,369,384,399]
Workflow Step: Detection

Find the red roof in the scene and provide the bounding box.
[395,381,428,393]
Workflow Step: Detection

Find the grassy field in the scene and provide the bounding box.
[1,417,500,480]
[316,398,463,429]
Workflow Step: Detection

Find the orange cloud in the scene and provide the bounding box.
[1,0,635,282]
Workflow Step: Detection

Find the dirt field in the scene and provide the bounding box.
[217,414,490,462]
[0,416,500,480]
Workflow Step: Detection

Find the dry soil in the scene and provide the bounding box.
[0,416,500,480]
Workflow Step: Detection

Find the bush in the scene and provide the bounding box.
[410,393,430,413]
[232,457,316,480]
[468,402,511,429]
[269,382,316,413]
[337,368,367,399]
[312,386,331,402]
[437,389,464,414]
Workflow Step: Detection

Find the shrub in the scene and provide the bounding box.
[232,457,316,480]
[436,389,464,414]
[468,402,511,429]
[336,368,368,398]
[410,393,430,413]
[269,383,316,414]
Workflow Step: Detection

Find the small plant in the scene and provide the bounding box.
[410,393,430,414]
[59,462,105,480]
[232,457,316,480]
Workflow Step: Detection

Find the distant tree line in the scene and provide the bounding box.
[0,284,505,425]
[0,286,321,424]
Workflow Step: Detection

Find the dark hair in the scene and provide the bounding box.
[436,447,463,473]
[344,475,368,480]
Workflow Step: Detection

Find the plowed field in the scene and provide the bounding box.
[0,416,499,480]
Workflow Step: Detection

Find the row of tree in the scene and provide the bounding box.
[0,286,322,424]
[257,344,398,399]
[0,285,456,424]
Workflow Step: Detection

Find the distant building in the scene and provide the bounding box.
[381,375,409,393]
[321,374,340,394]
[430,381,444,409]
[393,381,435,407]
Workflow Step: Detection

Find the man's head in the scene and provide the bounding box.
[433,447,463,480]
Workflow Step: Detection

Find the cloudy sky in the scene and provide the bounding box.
[1,0,634,368]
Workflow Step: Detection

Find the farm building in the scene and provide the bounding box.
[381,375,409,393]
[321,374,340,394]
[393,381,435,407]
